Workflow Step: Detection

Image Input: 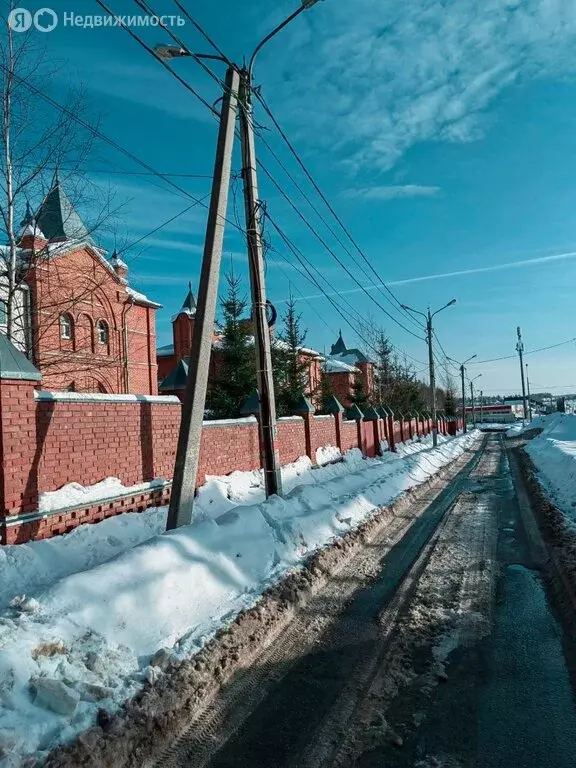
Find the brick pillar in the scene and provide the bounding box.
[373,419,381,455]
[303,412,314,461]
[399,418,405,444]
[356,419,366,455]
[407,417,413,440]
[387,414,396,452]
[334,412,343,452]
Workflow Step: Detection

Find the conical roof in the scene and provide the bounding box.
[180,282,196,314]
[330,330,347,356]
[34,172,91,243]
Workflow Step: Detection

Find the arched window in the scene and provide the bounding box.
[96,319,109,345]
[60,313,73,340]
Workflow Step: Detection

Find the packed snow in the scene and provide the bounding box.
[520,413,576,522]
[0,432,478,764]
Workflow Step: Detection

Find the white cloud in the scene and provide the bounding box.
[345,185,441,200]
[260,0,576,171]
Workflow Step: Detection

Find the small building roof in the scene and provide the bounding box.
[159,358,189,391]
[330,330,347,356]
[157,342,175,357]
[0,333,42,381]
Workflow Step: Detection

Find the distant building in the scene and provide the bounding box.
[327,330,375,404]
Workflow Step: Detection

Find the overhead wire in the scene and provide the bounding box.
[468,336,576,364]
[253,91,426,332]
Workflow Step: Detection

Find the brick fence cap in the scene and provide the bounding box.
[345,404,364,421]
[363,405,380,422]
[292,394,315,415]
[322,394,345,414]
[0,333,42,381]
[239,390,260,416]
[376,405,388,418]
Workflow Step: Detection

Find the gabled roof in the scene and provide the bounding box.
[159,358,189,391]
[34,174,91,243]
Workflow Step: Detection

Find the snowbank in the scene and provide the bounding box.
[0,432,478,764]
[523,414,576,521]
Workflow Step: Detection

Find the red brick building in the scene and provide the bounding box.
[326,331,375,406]
[157,285,323,403]
[18,178,160,394]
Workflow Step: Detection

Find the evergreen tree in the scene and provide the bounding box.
[317,365,334,413]
[373,329,395,403]
[349,371,369,409]
[273,296,310,416]
[207,272,256,419]
[444,389,457,417]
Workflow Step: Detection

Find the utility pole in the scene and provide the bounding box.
[238,69,282,497]
[166,66,240,530]
[460,364,467,433]
[426,311,438,446]
[402,299,456,448]
[516,326,528,421]
[470,380,476,427]
[526,364,532,421]
[479,390,483,424]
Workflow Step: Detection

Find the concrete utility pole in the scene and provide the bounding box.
[516,326,528,422]
[238,70,282,497]
[401,299,456,447]
[526,364,532,421]
[469,374,482,427]
[158,1,322,525]
[166,66,240,530]
[452,354,477,434]
[479,390,483,424]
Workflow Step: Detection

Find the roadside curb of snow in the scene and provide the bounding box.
[44,437,482,768]
[510,443,576,644]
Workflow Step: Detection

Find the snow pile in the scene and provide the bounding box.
[523,413,576,520]
[38,478,167,514]
[0,432,478,764]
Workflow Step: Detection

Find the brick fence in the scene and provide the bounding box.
[0,373,462,544]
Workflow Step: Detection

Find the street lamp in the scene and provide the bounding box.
[160,2,324,529]
[470,374,482,428]
[401,299,457,447]
[448,353,477,433]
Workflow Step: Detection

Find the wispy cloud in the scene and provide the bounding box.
[345,185,441,200]
[289,249,576,303]
[263,0,576,170]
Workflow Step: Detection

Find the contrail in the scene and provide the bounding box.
[285,249,576,303]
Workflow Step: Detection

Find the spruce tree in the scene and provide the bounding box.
[273,296,310,416]
[207,272,256,419]
[349,371,369,409]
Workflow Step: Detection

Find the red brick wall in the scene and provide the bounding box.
[2,378,439,544]
[277,418,307,465]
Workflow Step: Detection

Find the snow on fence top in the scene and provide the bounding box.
[34,391,181,404]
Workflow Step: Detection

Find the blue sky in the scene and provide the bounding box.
[25,0,576,395]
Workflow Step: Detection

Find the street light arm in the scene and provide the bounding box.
[248,0,322,75]
[431,298,457,318]
[400,304,428,321]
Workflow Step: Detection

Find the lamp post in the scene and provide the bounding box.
[526,364,532,421]
[401,299,457,447]
[469,374,482,427]
[157,0,324,528]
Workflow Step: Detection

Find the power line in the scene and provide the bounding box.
[253,91,425,333]
[0,61,246,236]
[172,0,231,64]
[468,336,576,364]
[120,193,211,257]
[257,160,426,341]
[266,212,429,367]
[252,113,424,336]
